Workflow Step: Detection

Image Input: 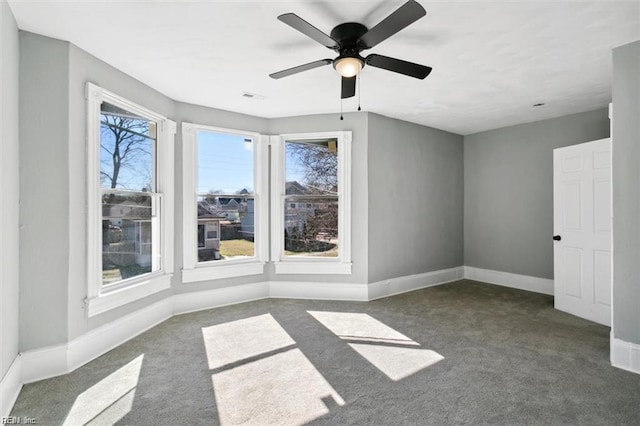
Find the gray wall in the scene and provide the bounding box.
[367,113,464,283]
[1,0,20,380]
[19,32,71,351]
[612,40,640,345]
[464,109,610,280]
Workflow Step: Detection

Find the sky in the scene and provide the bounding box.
[100,122,309,195]
[197,130,307,195]
[197,130,255,194]
[100,114,153,191]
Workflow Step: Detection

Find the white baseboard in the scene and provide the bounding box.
[611,334,640,375]
[269,281,368,301]
[19,344,68,385]
[368,267,464,300]
[67,298,174,374]
[20,298,174,385]
[173,281,269,315]
[464,266,554,295]
[1,356,22,418]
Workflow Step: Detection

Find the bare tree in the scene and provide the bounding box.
[286,142,339,253]
[100,113,152,190]
[287,142,337,192]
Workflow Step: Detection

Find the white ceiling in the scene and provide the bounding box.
[8,0,640,135]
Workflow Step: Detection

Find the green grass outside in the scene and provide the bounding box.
[220,239,255,257]
[220,238,338,258]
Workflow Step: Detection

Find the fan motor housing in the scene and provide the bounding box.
[330,22,368,51]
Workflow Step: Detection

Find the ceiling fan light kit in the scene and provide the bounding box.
[270,0,432,103]
[334,56,364,78]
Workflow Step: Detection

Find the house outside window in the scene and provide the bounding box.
[86,83,175,316]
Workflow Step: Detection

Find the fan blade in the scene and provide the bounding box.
[341,76,356,99]
[278,13,339,49]
[269,59,333,79]
[358,0,426,49]
[365,54,432,79]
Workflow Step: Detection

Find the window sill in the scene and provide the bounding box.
[182,260,265,283]
[87,273,172,317]
[274,261,352,275]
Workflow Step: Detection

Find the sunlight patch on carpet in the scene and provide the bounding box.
[202,314,295,369]
[309,311,444,381]
[349,343,444,381]
[63,354,143,425]
[307,311,418,345]
[210,348,344,424]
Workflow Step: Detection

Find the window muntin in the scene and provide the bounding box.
[100,102,161,286]
[283,139,339,258]
[196,130,256,262]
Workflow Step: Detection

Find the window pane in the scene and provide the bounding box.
[284,139,338,258]
[285,140,338,194]
[100,102,155,191]
[197,130,255,262]
[284,198,338,258]
[102,192,159,285]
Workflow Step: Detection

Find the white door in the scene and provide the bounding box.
[553,138,611,326]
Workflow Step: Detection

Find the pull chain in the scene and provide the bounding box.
[340,98,344,120]
[357,73,362,111]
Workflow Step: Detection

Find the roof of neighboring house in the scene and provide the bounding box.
[197,202,226,220]
[285,181,309,195]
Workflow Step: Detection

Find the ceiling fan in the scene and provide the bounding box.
[269,0,432,100]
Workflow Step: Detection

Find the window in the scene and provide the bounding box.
[86,83,175,316]
[182,124,268,282]
[271,132,352,274]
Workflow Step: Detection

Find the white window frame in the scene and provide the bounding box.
[181,123,269,282]
[85,82,175,316]
[271,131,352,274]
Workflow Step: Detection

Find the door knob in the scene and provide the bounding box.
[553,235,562,241]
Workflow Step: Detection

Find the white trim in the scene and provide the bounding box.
[68,298,173,373]
[173,282,270,315]
[368,267,464,300]
[85,82,176,316]
[182,122,198,270]
[257,135,270,263]
[274,261,352,275]
[611,333,640,375]
[0,356,22,419]
[463,266,554,295]
[87,273,171,317]
[19,344,68,385]
[182,261,264,283]
[269,281,368,301]
[20,298,173,385]
[86,83,103,300]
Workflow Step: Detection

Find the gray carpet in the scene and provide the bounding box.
[10,280,640,425]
